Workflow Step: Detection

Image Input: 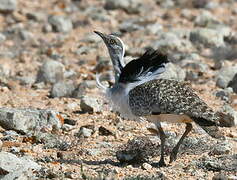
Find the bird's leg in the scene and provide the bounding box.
[155,123,166,167]
[169,123,192,163]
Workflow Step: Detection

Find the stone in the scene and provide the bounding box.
[190,28,225,47]
[142,162,152,170]
[219,105,237,126]
[48,15,73,33]
[80,96,103,113]
[19,30,33,41]
[212,173,228,180]
[197,154,237,172]
[50,81,76,98]
[0,152,41,179]
[215,88,233,102]
[0,107,62,134]
[0,33,6,43]
[77,127,93,138]
[209,141,231,155]
[152,32,193,52]
[0,0,17,13]
[145,23,163,35]
[119,20,143,33]
[228,73,237,93]
[194,10,219,27]
[36,59,65,84]
[158,63,186,81]
[0,139,2,151]
[216,66,237,88]
[116,136,160,164]
[86,148,102,156]
[98,126,114,136]
[104,0,143,14]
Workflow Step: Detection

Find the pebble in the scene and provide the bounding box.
[36,59,65,84]
[78,127,93,138]
[50,81,76,98]
[228,73,237,93]
[0,0,17,13]
[48,15,73,33]
[80,96,103,113]
[142,162,152,170]
[216,65,237,88]
[190,28,225,47]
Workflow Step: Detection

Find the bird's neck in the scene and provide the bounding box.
[109,52,124,82]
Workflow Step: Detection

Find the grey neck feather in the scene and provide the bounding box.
[108,50,124,83]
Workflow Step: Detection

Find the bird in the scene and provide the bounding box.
[94,31,232,167]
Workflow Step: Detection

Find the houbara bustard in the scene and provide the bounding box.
[94,31,232,166]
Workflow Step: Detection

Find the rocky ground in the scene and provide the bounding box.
[0,0,236,179]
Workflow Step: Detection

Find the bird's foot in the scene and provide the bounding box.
[169,149,178,163]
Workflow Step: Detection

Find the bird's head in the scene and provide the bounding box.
[94,31,125,76]
[94,31,125,59]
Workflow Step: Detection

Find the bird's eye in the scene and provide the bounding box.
[110,39,116,44]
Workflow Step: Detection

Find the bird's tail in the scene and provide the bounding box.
[192,117,225,139]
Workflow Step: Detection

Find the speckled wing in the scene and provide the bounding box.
[128,79,219,125]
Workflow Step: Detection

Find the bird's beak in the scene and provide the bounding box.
[94,31,109,42]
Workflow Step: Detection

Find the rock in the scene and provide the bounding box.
[142,162,152,170]
[180,59,208,72]
[155,0,174,8]
[98,126,114,136]
[36,59,65,84]
[116,136,160,164]
[190,28,225,47]
[219,105,237,126]
[64,119,76,126]
[0,139,2,151]
[158,63,186,81]
[0,0,17,13]
[86,148,102,156]
[50,81,76,98]
[0,107,62,134]
[0,33,6,43]
[77,127,93,138]
[205,1,219,10]
[0,152,41,179]
[48,15,73,33]
[152,32,193,52]
[26,12,46,22]
[216,66,237,88]
[212,46,237,61]
[209,141,231,155]
[104,0,143,14]
[80,96,103,113]
[194,10,219,27]
[212,173,228,180]
[215,88,233,102]
[196,154,237,172]
[145,23,163,35]
[19,30,33,41]
[228,73,237,93]
[119,20,143,33]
